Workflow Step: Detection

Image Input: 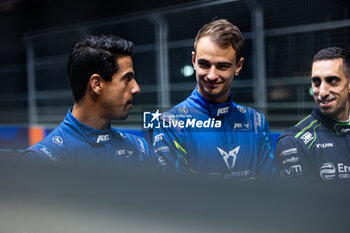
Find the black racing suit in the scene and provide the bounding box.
[275,107,350,181]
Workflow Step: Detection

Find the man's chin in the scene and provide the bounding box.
[121,113,129,120]
[112,113,128,121]
[203,87,221,96]
[120,115,128,120]
[319,106,338,119]
[319,105,330,113]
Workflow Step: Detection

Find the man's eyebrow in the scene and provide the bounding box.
[122,71,135,78]
[197,59,232,66]
[325,75,340,79]
[197,59,209,63]
[311,75,340,80]
[216,62,233,66]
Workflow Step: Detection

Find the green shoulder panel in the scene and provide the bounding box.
[294,118,321,150]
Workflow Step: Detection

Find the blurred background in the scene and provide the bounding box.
[1,0,350,150]
[1,1,350,232]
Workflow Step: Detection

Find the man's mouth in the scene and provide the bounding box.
[202,79,221,88]
[126,99,133,108]
[318,98,335,108]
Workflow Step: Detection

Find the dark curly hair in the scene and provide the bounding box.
[67,35,134,102]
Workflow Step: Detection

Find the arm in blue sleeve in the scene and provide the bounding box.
[151,122,196,175]
[22,144,58,163]
[257,114,277,180]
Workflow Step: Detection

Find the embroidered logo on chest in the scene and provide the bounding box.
[97,134,110,143]
[217,146,240,170]
[300,132,314,145]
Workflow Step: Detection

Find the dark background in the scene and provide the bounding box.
[0,0,199,45]
[1,0,350,128]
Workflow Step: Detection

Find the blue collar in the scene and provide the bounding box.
[189,87,236,118]
[62,108,125,145]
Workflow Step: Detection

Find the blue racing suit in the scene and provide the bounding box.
[275,107,350,182]
[151,88,276,181]
[24,108,149,168]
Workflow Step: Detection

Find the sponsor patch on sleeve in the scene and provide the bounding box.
[280,147,297,157]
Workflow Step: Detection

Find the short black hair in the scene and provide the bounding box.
[313,47,350,78]
[67,35,134,102]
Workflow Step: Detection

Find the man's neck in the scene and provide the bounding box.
[197,87,230,104]
[337,110,350,124]
[71,103,111,130]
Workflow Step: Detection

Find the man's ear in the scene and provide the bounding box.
[89,74,103,95]
[234,57,244,76]
[192,51,196,70]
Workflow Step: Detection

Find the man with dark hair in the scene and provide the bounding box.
[275,47,350,181]
[24,35,149,166]
[151,19,276,180]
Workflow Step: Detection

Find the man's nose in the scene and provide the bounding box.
[207,67,218,80]
[130,79,140,95]
[318,82,329,98]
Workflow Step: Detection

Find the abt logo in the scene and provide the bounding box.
[153,133,164,146]
[97,134,109,143]
[217,107,229,116]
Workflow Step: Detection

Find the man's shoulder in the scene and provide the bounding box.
[227,102,255,118]
[233,102,252,112]
[111,129,149,155]
[167,97,195,115]
[154,98,194,133]
[284,114,316,134]
[36,123,81,148]
[278,114,319,146]
[233,103,264,118]
[23,126,67,161]
[231,103,269,130]
[112,129,146,144]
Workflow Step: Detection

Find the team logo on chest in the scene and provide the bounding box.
[52,136,63,145]
[300,132,314,145]
[217,146,240,170]
[115,149,134,158]
[217,107,229,116]
[237,106,246,114]
[97,134,110,143]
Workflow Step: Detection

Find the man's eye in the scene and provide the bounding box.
[327,77,339,85]
[312,78,321,87]
[124,74,133,82]
[198,62,210,69]
[216,64,230,70]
